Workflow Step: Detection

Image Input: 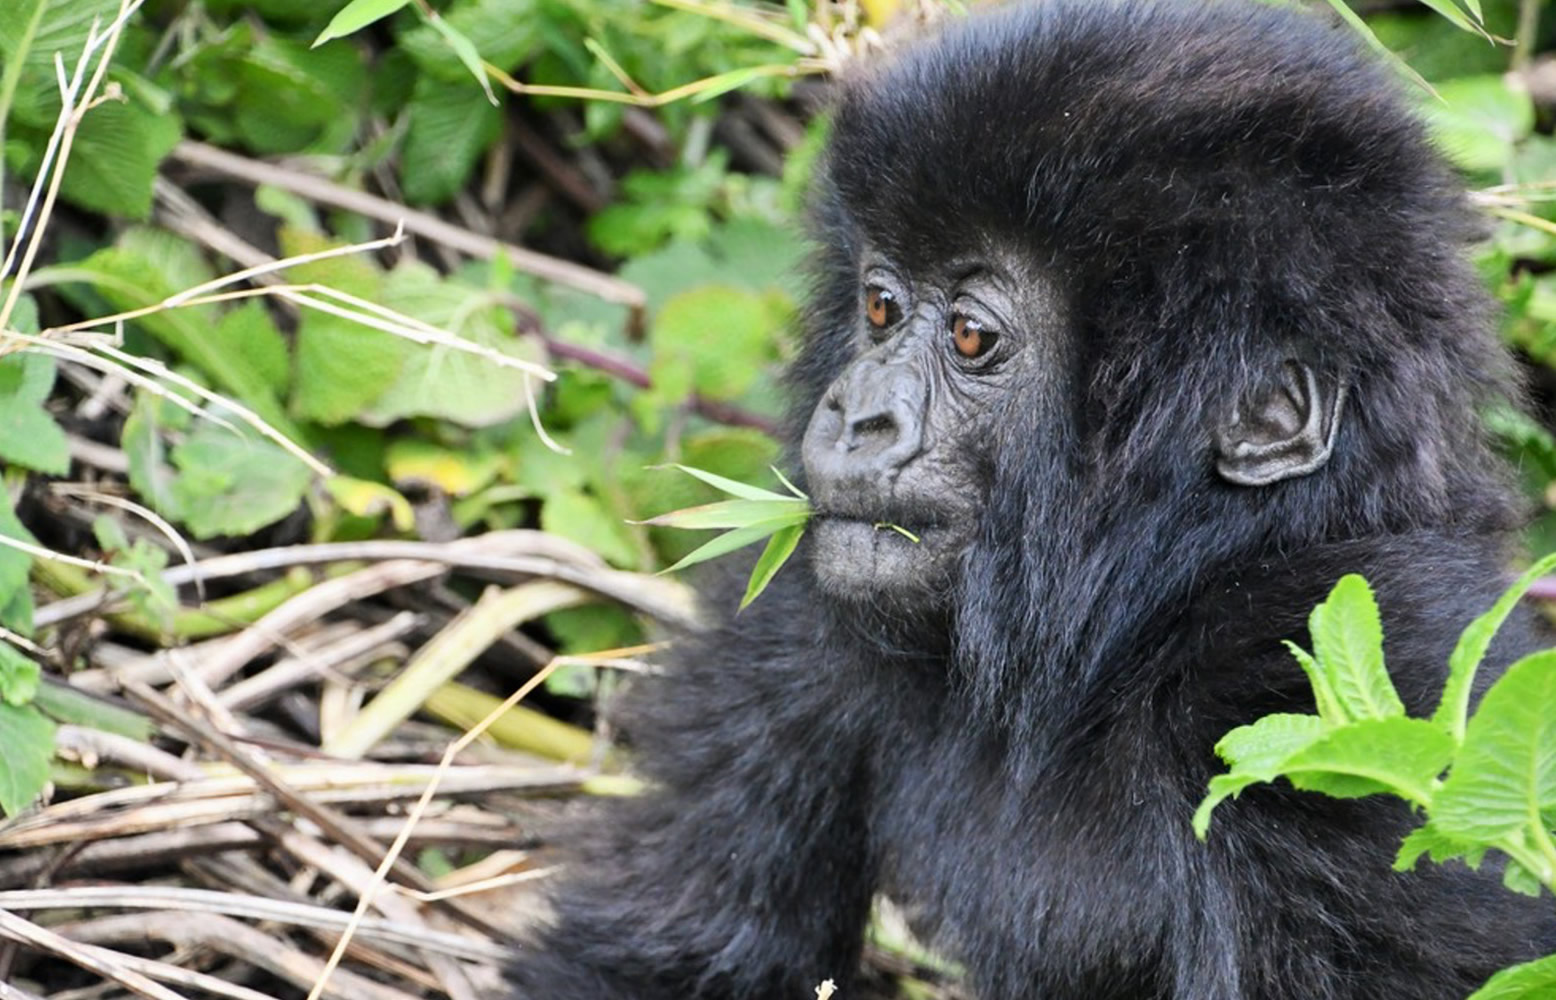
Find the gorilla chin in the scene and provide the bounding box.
[807,514,968,602]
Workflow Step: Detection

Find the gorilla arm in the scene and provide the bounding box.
[508,575,879,1000]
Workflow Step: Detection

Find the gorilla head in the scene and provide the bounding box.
[798,1,1512,621]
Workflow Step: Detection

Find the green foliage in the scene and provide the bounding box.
[1197,553,1556,999]
[0,697,54,818]
[638,464,810,608]
[0,353,69,474]
[1419,75,1534,173]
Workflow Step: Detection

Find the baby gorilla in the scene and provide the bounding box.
[510,1,1556,997]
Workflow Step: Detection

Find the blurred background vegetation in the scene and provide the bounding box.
[0,1,1554,997]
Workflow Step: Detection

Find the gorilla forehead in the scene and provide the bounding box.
[824,0,1464,281]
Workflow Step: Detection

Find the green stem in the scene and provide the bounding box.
[1514,0,1541,74]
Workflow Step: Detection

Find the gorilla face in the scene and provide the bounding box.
[800,246,1068,604]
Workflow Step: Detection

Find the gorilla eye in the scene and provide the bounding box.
[951,314,997,359]
[865,286,899,328]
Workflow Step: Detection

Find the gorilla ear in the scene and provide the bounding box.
[1214,361,1345,487]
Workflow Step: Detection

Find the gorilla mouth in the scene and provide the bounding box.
[807,506,973,601]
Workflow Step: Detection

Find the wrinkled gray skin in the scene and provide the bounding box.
[800,245,1339,604]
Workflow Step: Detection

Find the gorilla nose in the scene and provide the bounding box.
[802,362,927,483]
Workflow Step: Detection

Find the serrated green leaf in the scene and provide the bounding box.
[122,394,185,523]
[1467,952,1556,1000]
[1434,650,1556,842]
[1197,717,1452,838]
[1394,822,1474,872]
[1308,574,1403,722]
[0,640,40,707]
[1282,718,1452,804]
[170,423,312,539]
[0,352,69,474]
[211,302,290,396]
[232,36,365,154]
[399,0,539,80]
[401,76,503,204]
[637,497,809,530]
[358,262,545,428]
[0,491,39,627]
[740,523,804,609]
[315,0,413,46]
[1502,859,1543,897]
[1213,713,1327,770]
[0,702,54,817]
[660,516,806,574]
[1436,551,1556,744]
[0,0,117,129]
[59,94,182,219]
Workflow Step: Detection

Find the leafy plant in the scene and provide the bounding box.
[1195,552,1556,1000]
[637,464,809,608]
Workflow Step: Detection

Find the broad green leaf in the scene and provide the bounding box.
[1394,822,1478,872]
[1435,551,1556,743]
[1502,859,1543,898]
[1468,953,1556,1000]
[659,463,795,502]
[54,94,181,219]
[0,0,117,129]
[740,523,804,609]
[661,516,809,574]
[0,353,68,474]
[232,36,366,154]
[122,394,187,523]
[358,262,546,428]
[280,230,411,425]
[542,489,642,570]
[1279,718,1452,805]
[0,641,40,707]
[1433,650,1556,842]
[399,0,538,80]
[1419,75,1535,173]
[0,702,54,817]
[1308,575,1403,721]
[401,76,503,204]
[637,497,809,531]
[649,286,783,404]
[170,423,312,539]
[315,0,414,46]
[211,303,290,396]
[1213,713,1327,771]
[0,491,40,627]
[1197,717,1452,837]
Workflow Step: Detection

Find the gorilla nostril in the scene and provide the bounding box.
[852,414,896,438]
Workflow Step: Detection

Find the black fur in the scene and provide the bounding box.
[510,2,1556,997]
